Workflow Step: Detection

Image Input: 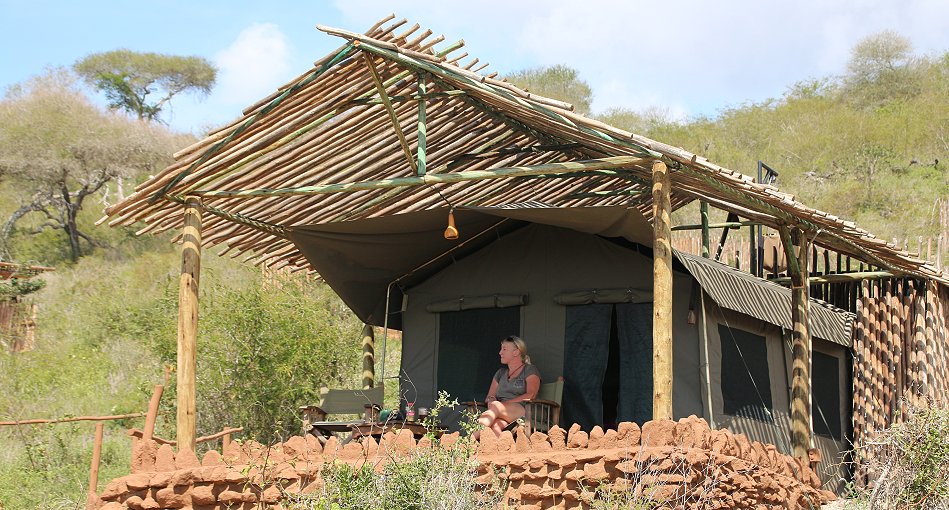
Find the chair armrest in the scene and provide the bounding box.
[300,405,328,431]
[364,403,382,422]
[522,398,560,408]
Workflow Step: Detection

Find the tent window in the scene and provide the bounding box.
[812,351,842,440]
[437,307,521,404]
[719,325,773,422]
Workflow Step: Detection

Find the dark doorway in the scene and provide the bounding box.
[562,302,653,431]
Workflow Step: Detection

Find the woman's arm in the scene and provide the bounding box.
[484,378,500,403]
[506,374,541,403]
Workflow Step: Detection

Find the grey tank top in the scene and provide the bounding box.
[492,364,541,401]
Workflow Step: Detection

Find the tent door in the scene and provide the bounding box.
[562,302,653,430]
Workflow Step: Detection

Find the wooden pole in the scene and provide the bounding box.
[142,385,163,442]
[416,74,427,176]
[652,160,674,421]
[177,197,202,453]
[362,48,417,174]
[779,225,812,459]
[0,412,145,426]
[361,324,375,389]
[700,201,710,258]
[86,422,104,509]
[191,156,647,199]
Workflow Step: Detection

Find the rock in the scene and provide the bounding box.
[439,431,460,448]
[566,426,587,449]
[148,471,172,488]
[547,426,567,450]
[154,486,190,508]
[154,444,177,472]
[674,415,711,449]
[616,421,641,447]
[100,479,128,500]
[601,428,618,449]
[587,426,605,449]
[201,449,223,466]
[175,448,201,469]
[131,440,158,473]
[498,430,516,452]
[191,485,216,505]
[641,419,675,448]
[282,435,308,457]
[124,473,152,491]
[218,490,244,504]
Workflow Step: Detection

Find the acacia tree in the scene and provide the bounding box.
[74,49,216,122]
[0,70,186,262]
[505,65,593,115]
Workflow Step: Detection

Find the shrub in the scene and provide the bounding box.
[286,393,504,510]
[852,401,949,509]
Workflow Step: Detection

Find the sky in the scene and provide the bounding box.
[2,1,948,135]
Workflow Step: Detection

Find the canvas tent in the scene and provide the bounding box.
[288,203,853,484]
[101,16,949,488]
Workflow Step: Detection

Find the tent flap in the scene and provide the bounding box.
[425,294,528,312]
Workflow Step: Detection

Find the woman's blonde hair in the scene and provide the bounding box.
[502,335,531,364]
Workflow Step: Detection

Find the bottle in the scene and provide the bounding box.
[406,402,416,422]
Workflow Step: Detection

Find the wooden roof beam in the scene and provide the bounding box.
[191,156,649,199]
[361,47,417,175]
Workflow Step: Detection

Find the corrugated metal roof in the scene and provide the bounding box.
[675,250,855,346]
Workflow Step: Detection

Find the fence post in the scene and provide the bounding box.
[86,422,104,509]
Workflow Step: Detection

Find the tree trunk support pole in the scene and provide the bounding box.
[177,197,202,453]
[652,160,674,421]
[779,225,813,459]
[362,324,375,389]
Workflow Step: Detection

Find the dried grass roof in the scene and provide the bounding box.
[101,15,947,284]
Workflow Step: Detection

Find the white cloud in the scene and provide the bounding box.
[215,23,292,105]
[305,1,949,121]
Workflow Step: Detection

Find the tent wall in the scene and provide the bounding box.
[399,223,703,420]
[703,296,849,488]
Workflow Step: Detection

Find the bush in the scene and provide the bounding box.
[286,393,504,510]
[852,401,949,509]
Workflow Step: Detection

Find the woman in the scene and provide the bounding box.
[477,335,541,437]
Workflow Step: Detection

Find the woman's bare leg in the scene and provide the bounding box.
[477,409,497,427]
[490,419,510,436]
[489,401,525,424]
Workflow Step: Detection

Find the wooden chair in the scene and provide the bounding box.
[300,386,383,440]
[523,377,564,434]
[464,377,564,434]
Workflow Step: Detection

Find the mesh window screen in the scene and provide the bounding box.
[719,325,773,422]
[437,307,521,403]
[812,351,841,439]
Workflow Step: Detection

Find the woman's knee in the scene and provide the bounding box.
[488,400,506,415]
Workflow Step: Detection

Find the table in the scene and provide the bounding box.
[346,421,441,444]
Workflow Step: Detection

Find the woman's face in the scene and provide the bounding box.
[499,341,521,365]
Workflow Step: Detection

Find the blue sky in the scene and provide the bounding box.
[2,1,948,134]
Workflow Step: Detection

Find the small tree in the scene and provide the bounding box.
[505,65,593,115]
[74,49,216,122]
[0,70,187,262]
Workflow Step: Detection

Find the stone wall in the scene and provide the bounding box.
[95,416,836,509]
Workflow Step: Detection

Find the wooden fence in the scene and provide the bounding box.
[853,279,949,439]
